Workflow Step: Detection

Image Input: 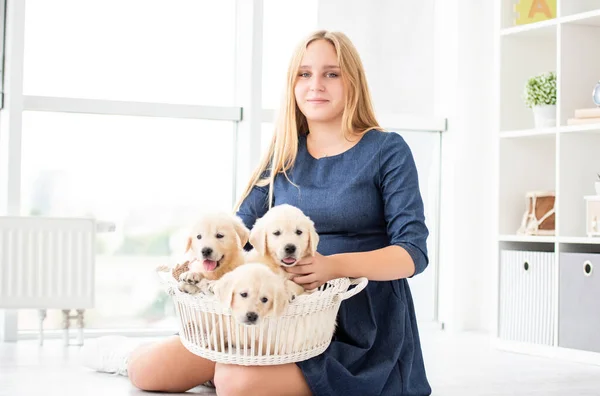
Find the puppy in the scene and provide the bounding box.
[177,212,249,294]
[212,262,337,355]
[211,262,293,354]
[246,204,319,296]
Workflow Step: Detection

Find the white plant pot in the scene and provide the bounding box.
[532,104,556,128]
[596,181,600,196]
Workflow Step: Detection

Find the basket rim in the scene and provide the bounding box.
[157,267,368,307]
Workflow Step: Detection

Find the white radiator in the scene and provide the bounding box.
[499,250,556,346]
[0,216,96,345]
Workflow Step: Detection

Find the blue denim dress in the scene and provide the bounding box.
[237,130,432,396]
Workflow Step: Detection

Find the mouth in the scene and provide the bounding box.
[307,99,328,104]
[202,256,223,272]
[280,256,297,267]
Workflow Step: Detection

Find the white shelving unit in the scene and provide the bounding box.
[496,0,600,365]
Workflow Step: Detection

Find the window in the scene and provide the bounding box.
[261,122,274,155]
[17,111,235,330]
[262,0,318,109]
[23,0,236,106]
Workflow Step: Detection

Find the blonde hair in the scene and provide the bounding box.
[235,30,382,211]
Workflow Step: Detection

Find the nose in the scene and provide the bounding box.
[246,312,258,323]
[309,75,324,92]
[201,247,213,257]
[284,244,296,255]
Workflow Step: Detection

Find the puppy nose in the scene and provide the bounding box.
[284,244,296,255]
[246,312,258,323]
[201,247,213,257]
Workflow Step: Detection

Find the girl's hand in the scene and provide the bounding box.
[283,252,339,291]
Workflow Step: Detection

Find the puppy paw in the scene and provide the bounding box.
[178,271,205,294]
[179,270,203,284]
[197,278,215,294]
[285,280,305,302]
[198,278,217,294]
[178,281,202,294]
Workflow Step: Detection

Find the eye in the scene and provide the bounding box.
[273,230,281,236]
[298,72,310,78]
[326,72,339,78]
[260,297,268,303]
[240,292,248,298]
[216,233,224,239]
[196,234,202,240]
[295,229,303,236]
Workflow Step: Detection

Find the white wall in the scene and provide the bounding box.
[435,0,496,333]
[317,0,435,117]
[317,0,496,333]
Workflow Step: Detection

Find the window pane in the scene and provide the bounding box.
[262,0,318,109]
[23,0,236,106]
[18,111,235,330]
[261,122,274,156]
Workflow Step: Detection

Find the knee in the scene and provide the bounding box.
[127,347,158,391]
[213,363,251,396]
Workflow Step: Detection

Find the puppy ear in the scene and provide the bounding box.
[213,272,235,308]
[232,215,250,247]
[307,220,319,256]
[185,236,193,253]
[249,218,268,255]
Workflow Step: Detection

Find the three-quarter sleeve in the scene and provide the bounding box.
[235,183,269,231]
[378,132,429,277]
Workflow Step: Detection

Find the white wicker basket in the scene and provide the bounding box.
[157,268,368,366]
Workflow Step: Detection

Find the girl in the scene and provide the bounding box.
[105,29,431,396]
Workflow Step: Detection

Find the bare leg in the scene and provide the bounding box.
[214,362,312,396]
[127,335,215,393]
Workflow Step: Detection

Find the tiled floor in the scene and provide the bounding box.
[2,329,600,395]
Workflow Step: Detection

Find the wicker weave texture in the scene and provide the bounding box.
[157,267,367,365]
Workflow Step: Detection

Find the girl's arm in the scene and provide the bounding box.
[286,247,418,290]
[328,245,415,281]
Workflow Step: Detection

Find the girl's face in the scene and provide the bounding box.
[294,39,346,126]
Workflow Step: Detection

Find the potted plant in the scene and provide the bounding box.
[596,173,600,196]
[523,71,557,128]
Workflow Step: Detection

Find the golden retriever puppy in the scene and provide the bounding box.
[246,204,318,296]
[214,263,290,325]
[211,262,296,354]
[211,262,337,355]
[177,212,249,294]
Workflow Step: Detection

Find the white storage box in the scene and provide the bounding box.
[499,249,556,346]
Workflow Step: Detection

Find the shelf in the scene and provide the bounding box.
[496,0,600,363]
[561,9,600,26]
[499,236,600,244]
[559,123,600,134]
[559,237,600,244]
[500,19,557,38]
[499,23,556,131]
[499,127,557,139]
[499,234,556,243]
[499,124,600,138]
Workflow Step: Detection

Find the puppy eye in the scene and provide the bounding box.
[295,229,303,235]
[260,297,268,303]
[216,233,224,239]
[240,292,248,298]
[273,230,281,236]
[196,234,202,240]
